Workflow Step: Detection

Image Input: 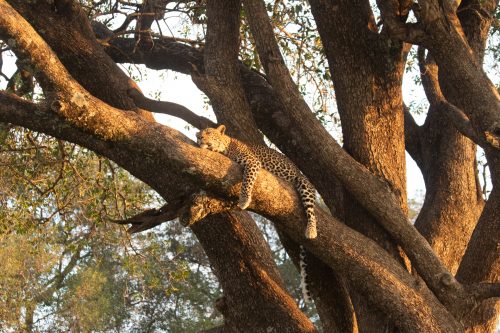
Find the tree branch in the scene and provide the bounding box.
[404,104,423,167]
[416,0,500,141]
[127,88,215,129]
[6,0,154,122]
[438,100,484,146]
[110,196,186,233]
[417,46,486,147]
[376,0,429,44]
[467,282,500,303]
[0,1,138,140]
[196,0,263,145]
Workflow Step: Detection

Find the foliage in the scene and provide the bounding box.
[0,127,224,332]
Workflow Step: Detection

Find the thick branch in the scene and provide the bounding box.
[467,283,500,303]
[438,100,483,146]
[417,46,487,148]
[0,1,141,140]
[5,0,153,122]
[417,0,500,141]
[196,0,262,144]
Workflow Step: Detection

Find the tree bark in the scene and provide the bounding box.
[413,54,483,275]
[191,211,317,333]
[194,0,262,145]
[5,0,154,121]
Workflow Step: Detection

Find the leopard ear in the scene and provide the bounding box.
[216,125,226,135]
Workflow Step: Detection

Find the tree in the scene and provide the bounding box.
[0,129,223,332]
[0,0,499,332]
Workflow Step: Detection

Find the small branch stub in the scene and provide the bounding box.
[179,191,236,227]
[484,123,500,149]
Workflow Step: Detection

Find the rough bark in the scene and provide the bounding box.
[457,157,500,333]
[280,234,358,333]
[413,54,484,275]
[191,211,317,333]
[193,0,262,145]
[4,0,154,121]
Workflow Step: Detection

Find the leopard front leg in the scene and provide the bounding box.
[295,177,318,239]
[238,160,262,210]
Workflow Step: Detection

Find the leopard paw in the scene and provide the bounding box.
[305,224,317,239]
[238,196,251,210]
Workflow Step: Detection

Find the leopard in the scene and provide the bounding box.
[197,125,317,303]
[196,125,318,240]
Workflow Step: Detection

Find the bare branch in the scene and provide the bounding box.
[467,282,500,303]
[110,197,186,233]
[417,46,493,148]
[404,104,423,166]
[128,88,215,129]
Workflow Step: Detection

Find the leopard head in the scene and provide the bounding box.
[196,125,230,153]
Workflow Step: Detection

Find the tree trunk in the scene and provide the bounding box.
[308,1,410,330]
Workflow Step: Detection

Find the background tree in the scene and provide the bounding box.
[0,129,226,332]
[0,0,499,332]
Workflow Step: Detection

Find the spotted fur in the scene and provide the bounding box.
[299,245,312,303]
[196,125,317,239]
